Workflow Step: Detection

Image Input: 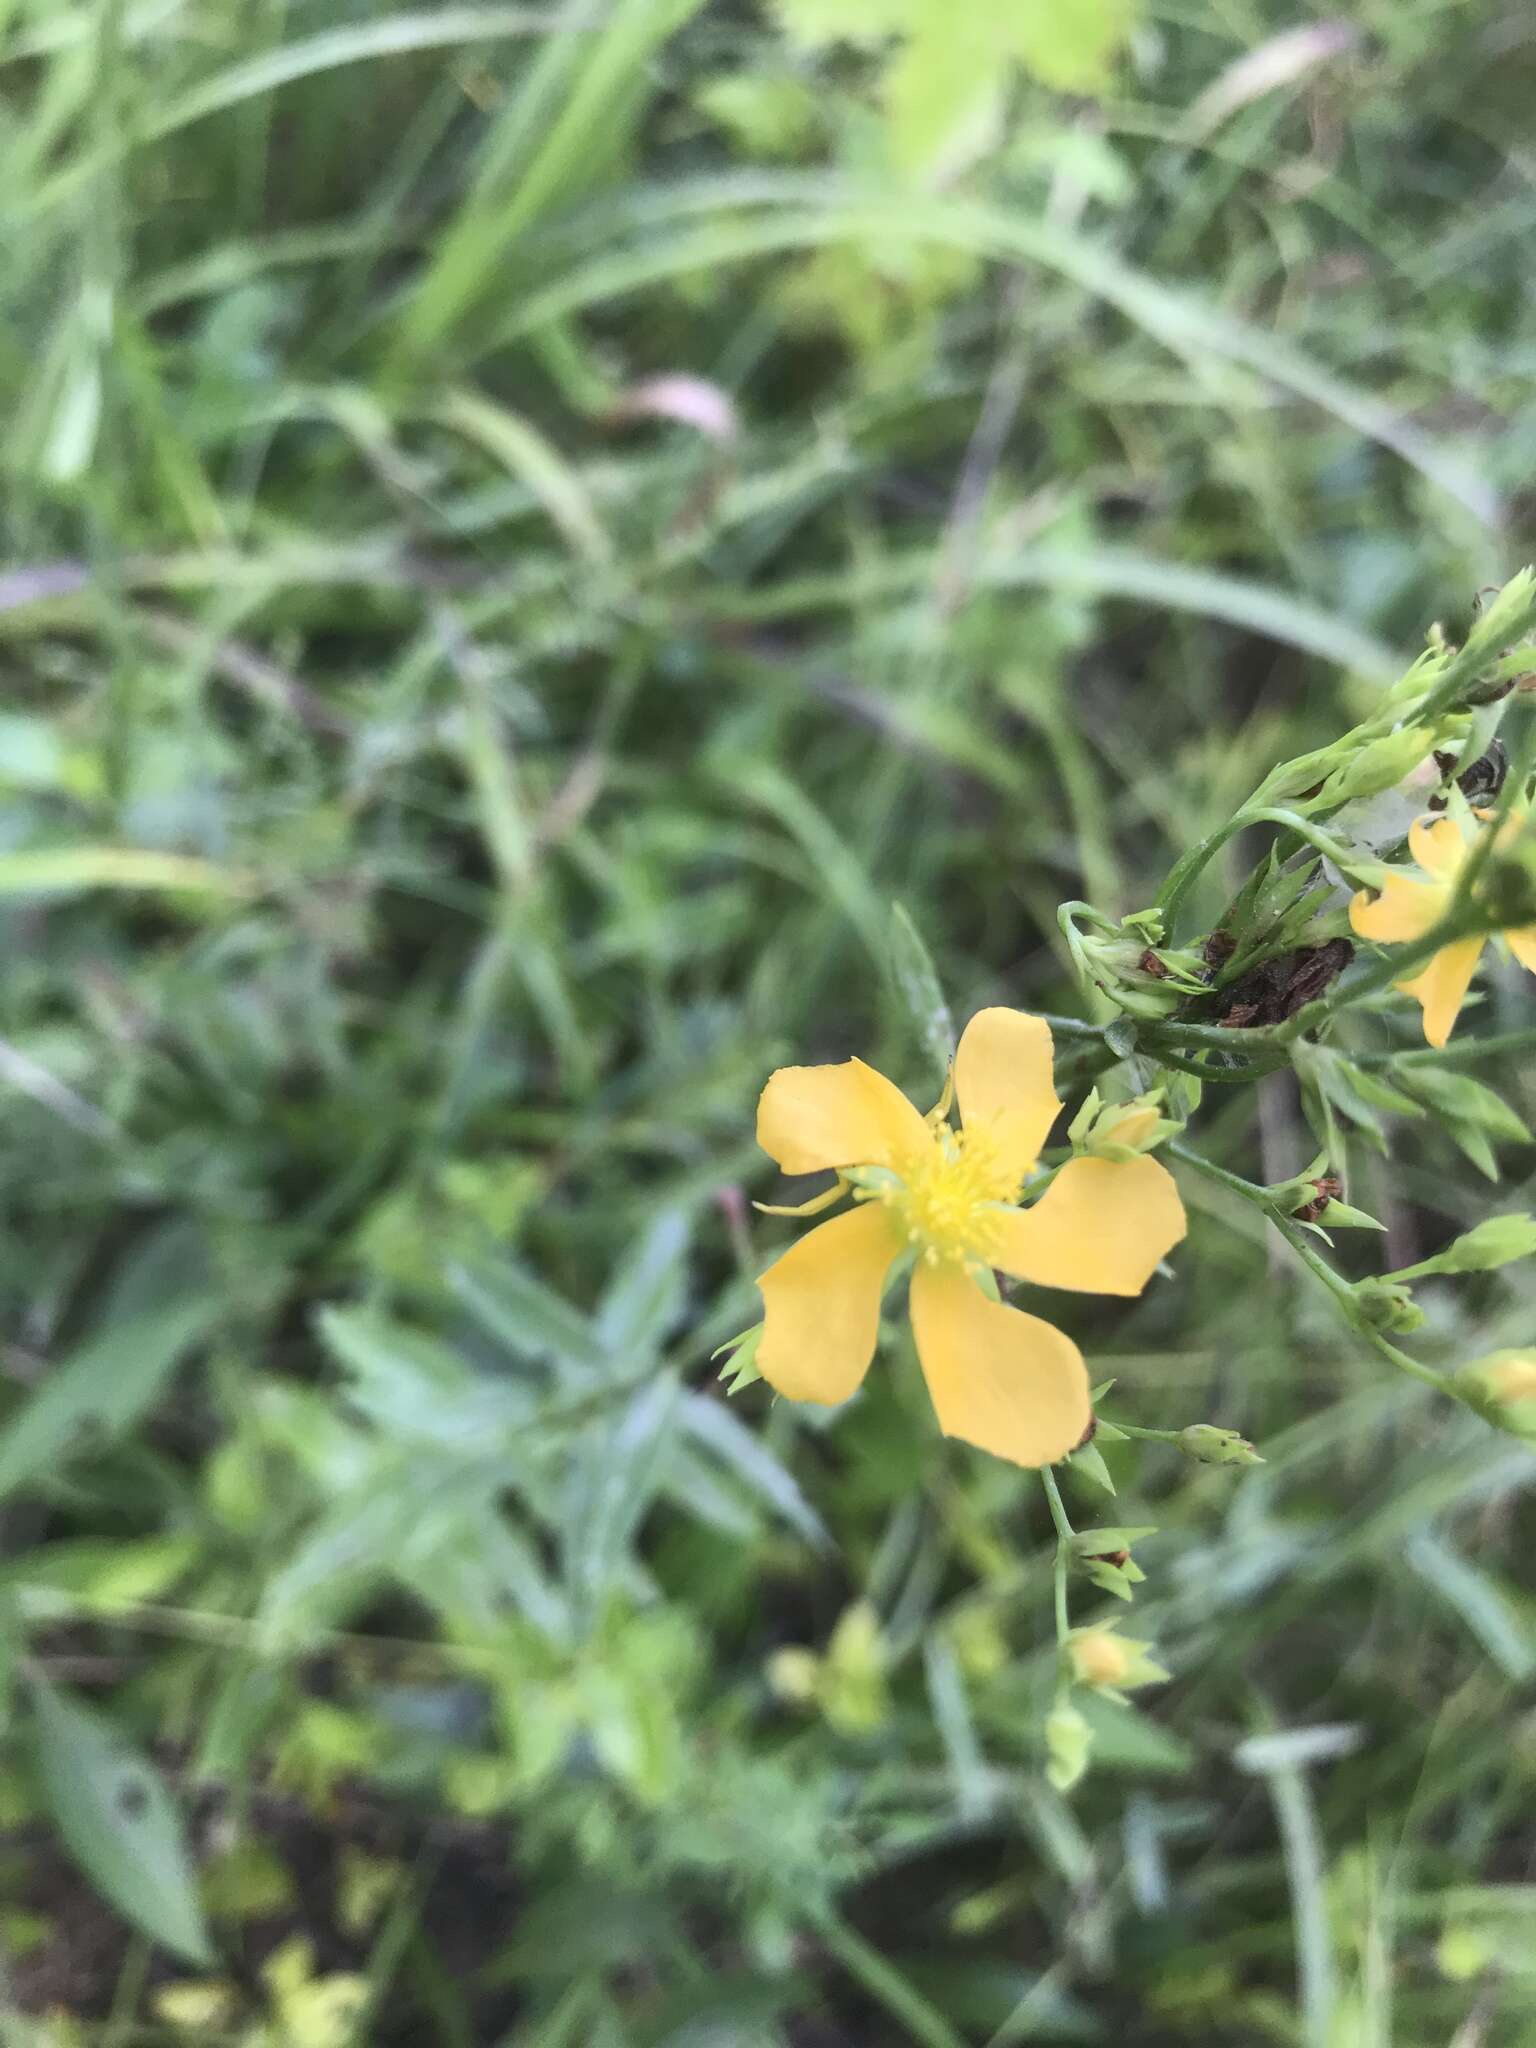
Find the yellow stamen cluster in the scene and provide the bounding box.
[876,1124,1021,1267]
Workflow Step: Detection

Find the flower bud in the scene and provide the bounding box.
[1315,725,1439,806]
[1176,1424,1265,1467]
[1353,1277,1426,1335]
[1071,926,1210,1019]
[766,1646,821,1705]
[1044,1700,1092,1793]
[1064,1627,1168,1694]
[1069,1089,1179,1163]
[1459,1351,1536,1440]
[1290,1175,1342,1224]
[1432,1214,1536,1274]
[1068,1631,1129,1687]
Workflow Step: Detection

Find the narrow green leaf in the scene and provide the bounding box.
[451,1257,606,1377]
[564,1375,682,1608]
[595,1209,691,1363]
[31,1678,212,1964]
[0,847,247,897]
[0,1291,217,1504]
[889,903,956,1082]
[1405,1531,1535,1683]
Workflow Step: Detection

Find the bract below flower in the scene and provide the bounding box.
[752,1008,1187,1468]
[1349,814,1536,1046]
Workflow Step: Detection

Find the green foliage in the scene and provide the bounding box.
[0,0,1534,2042]
[30,1679,211,1966]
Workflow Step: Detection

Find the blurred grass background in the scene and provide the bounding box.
[2,0,1536,2042]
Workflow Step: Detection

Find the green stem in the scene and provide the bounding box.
[1040,1465,1074,1646]
[1108,1420,1181,1444]
[1155,814,1252,932]
[813,1908,970,2048]
[1155,806,1359,936]
[1167,1142,1452,1395]
[1355,1027,1536,1069]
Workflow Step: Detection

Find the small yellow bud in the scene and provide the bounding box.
[766,1646,821,1705]
[1481,1352,1536,1404]
[1097,1104,1162,1151]
[1064,1626,1169,1693]
[1459,1350,1536,1442]
[1070,1089,1177,1162]
[1068,1630,1130,1688]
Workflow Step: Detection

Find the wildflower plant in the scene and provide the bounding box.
[726,571,1536,1789]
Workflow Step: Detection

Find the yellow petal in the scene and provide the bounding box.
[757,1202,901,1403]
[991,1155,1187,1297]
[908,1261,1089,1467]
[1408,813,1469,879]
[1506,926,1536,976]
[953,1007,1060,1179]
[1349,872,1447,945]
[1397,935,1486,1048]
[757,1058,929,1176]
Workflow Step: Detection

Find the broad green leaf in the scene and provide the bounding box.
[882,19,1003,178]
[772,0,911,47]
[32,1677,212,1964]
[1078,1692,1195,1775]
[998,0,1141,92]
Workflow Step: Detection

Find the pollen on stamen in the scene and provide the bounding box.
[886,1123,1023,1265]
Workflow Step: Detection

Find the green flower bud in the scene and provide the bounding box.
[1068,917,1211,1020]
[1176,1424,1265,1467]
[1428,1214,1536,1274]
[1353,1277,1426,1334]
[821,1601,889,1735]
[1314,725,1439,807]
[1070,1089,1180,1163]
[1044,1700,1092,1793]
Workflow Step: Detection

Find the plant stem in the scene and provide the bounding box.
[1356,1027,1536,1068]
[1040,1465,1074,1645]
[1167,1141,1453,1395]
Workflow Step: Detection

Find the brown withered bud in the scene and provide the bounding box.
[1087,1549,1131,1568]
[1279,938,1353,1016]
[1203,929,1236,970]
[1215,939,1353,1028]
[1292,1175,1343,1224]
[1430,739,1508,810]
[1138,949,1170,979]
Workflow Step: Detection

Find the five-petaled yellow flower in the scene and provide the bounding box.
[753,1008,1187,1468]
[1349,814,1536,1047]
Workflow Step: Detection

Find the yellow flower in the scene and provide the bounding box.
[1349,813,1536,1046]
[753,1008,1187,1468]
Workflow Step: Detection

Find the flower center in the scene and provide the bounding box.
[877,1124,1022,1266]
